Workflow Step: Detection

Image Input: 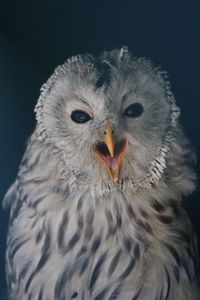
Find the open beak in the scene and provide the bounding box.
[94,125,128,182]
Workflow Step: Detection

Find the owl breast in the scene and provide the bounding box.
[6,186,197,300]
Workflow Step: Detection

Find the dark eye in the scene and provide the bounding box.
[124,103,143,118]
[71,110,92,123]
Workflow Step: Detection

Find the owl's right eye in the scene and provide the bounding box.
[71,110,92,123]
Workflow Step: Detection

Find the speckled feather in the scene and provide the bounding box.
[3,47,199,299]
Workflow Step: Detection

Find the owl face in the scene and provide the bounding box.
[35,48,179,192]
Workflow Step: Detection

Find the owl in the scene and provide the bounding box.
[3,47,199,300]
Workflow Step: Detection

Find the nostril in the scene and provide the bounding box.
[104,130,114,135]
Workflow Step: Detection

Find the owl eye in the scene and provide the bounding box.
[71,110,92,123]
[124,103,143,118]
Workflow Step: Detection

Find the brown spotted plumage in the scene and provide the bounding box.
[3,47,199,299]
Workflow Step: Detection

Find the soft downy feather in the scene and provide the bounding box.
[3,47,200,300]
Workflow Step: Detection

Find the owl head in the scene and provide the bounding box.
[34,47,180,195]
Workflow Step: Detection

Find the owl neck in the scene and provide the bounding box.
[27,169,192,248]
[23,135,195,243]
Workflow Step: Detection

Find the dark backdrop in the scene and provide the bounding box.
[0,0,200,295]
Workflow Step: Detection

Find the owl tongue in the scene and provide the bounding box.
[105,155,121,182]
[106,156,120,170]
[94,139,128,182]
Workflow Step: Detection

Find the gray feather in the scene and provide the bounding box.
[3,47,199,300]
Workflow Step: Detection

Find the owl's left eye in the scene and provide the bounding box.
[123,103,143,118]
[71,110,92,123]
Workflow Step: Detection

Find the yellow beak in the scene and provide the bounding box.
[94,125,128,182]
[104,126,115,157]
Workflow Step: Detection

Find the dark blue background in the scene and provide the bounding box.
[0,0,200,296]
